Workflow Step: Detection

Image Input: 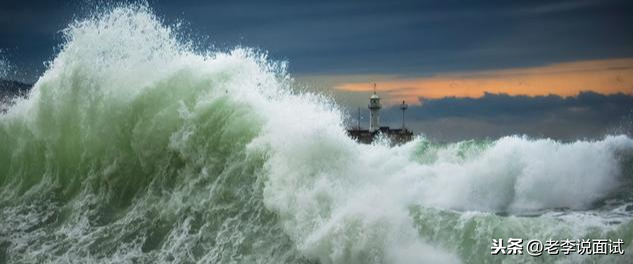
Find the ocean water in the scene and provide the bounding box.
[1,5,632,264]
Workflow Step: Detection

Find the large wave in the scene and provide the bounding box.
[1,4,631,264]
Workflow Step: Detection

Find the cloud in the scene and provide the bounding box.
[335,58,633,105]
[4,0,633,82]
[373,91,633,141]
[513,0,608,15]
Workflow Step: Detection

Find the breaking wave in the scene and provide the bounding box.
[1,4,632,264]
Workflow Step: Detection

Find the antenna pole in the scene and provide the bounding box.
[402,108,405,129]
[357,107,361,129]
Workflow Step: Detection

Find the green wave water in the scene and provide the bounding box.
[1,4,632,264]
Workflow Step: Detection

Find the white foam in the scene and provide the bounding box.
[2,3,632,264]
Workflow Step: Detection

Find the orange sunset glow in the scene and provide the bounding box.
[337,58,633,106]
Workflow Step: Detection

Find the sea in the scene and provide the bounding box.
[0,4,631,264]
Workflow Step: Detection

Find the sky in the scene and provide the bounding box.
[1,0,633,140]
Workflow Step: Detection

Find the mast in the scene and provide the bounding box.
[357,107,361,129]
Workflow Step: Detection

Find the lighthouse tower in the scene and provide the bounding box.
[368,84,382,132]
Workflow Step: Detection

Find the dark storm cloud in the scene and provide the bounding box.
[156,0,633,76]
[2,0,633,81]
[377,92,633,141]
[0,0,74,80]
[410,92,632,122]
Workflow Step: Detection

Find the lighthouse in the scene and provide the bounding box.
[368,83,382,132]
[400,100,408,129]
[346,85,413,144]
